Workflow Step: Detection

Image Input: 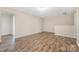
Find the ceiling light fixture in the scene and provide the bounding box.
[37,7,48,11]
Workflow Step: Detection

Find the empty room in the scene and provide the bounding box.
[0,7,79,52]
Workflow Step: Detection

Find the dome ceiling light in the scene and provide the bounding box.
[37,7,48,11]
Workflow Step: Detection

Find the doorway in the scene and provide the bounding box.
[0,12,15,52]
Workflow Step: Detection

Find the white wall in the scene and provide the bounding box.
[1,14,13,35]
[0,15,1,35]
[74,8,79,46]
[0,8,42,38]
[10,15,13,35]
[55,25,75,38]
[15,13,42,38]
[43,15,74,32]
[0,15,2,41]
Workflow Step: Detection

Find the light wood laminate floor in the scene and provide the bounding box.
[16,32,79,52]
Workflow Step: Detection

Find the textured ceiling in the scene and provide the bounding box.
[12,7,76,17]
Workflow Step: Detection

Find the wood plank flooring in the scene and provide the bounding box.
[0,35,15,52]
[16,32,79,52]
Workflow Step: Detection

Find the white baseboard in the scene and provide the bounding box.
[1,34,13,37]
[15,32,42,39]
